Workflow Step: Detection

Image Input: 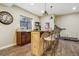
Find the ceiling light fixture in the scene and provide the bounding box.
[43,3,48,16]
[41,10,44,13]
[72,7,76,10]
[50,5,54,19]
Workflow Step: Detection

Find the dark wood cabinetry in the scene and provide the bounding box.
[16,32,31,46]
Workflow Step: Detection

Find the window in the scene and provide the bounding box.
[20,15,32,30]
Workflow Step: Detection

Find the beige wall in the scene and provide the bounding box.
[55,13,79,39]
[0,4,39,49]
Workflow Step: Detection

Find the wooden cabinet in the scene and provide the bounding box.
[16,32,31,46]
[31,32,43,56]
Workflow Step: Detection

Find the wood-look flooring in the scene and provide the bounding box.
[0,40,79,56]
[0,44,31,56]
[55,39,79,56]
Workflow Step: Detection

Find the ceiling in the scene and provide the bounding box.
[2,3,79,16]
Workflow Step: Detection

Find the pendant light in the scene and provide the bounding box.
[43,3,48,16]
[50,5,53,19]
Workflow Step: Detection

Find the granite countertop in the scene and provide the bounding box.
[17,30,53,32]
[16,29,53,32]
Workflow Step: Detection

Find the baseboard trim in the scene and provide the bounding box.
[0,43,16,50]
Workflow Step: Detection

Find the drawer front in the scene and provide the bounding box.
[21,33,26,45]
[21,32,31,44]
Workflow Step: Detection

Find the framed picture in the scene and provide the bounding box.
[45,22,50,31]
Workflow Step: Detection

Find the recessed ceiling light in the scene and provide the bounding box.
[30,3,34,6]
[72,7,76,10]
[41,10,44,13]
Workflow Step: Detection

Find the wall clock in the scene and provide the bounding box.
[0,11,13,25]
